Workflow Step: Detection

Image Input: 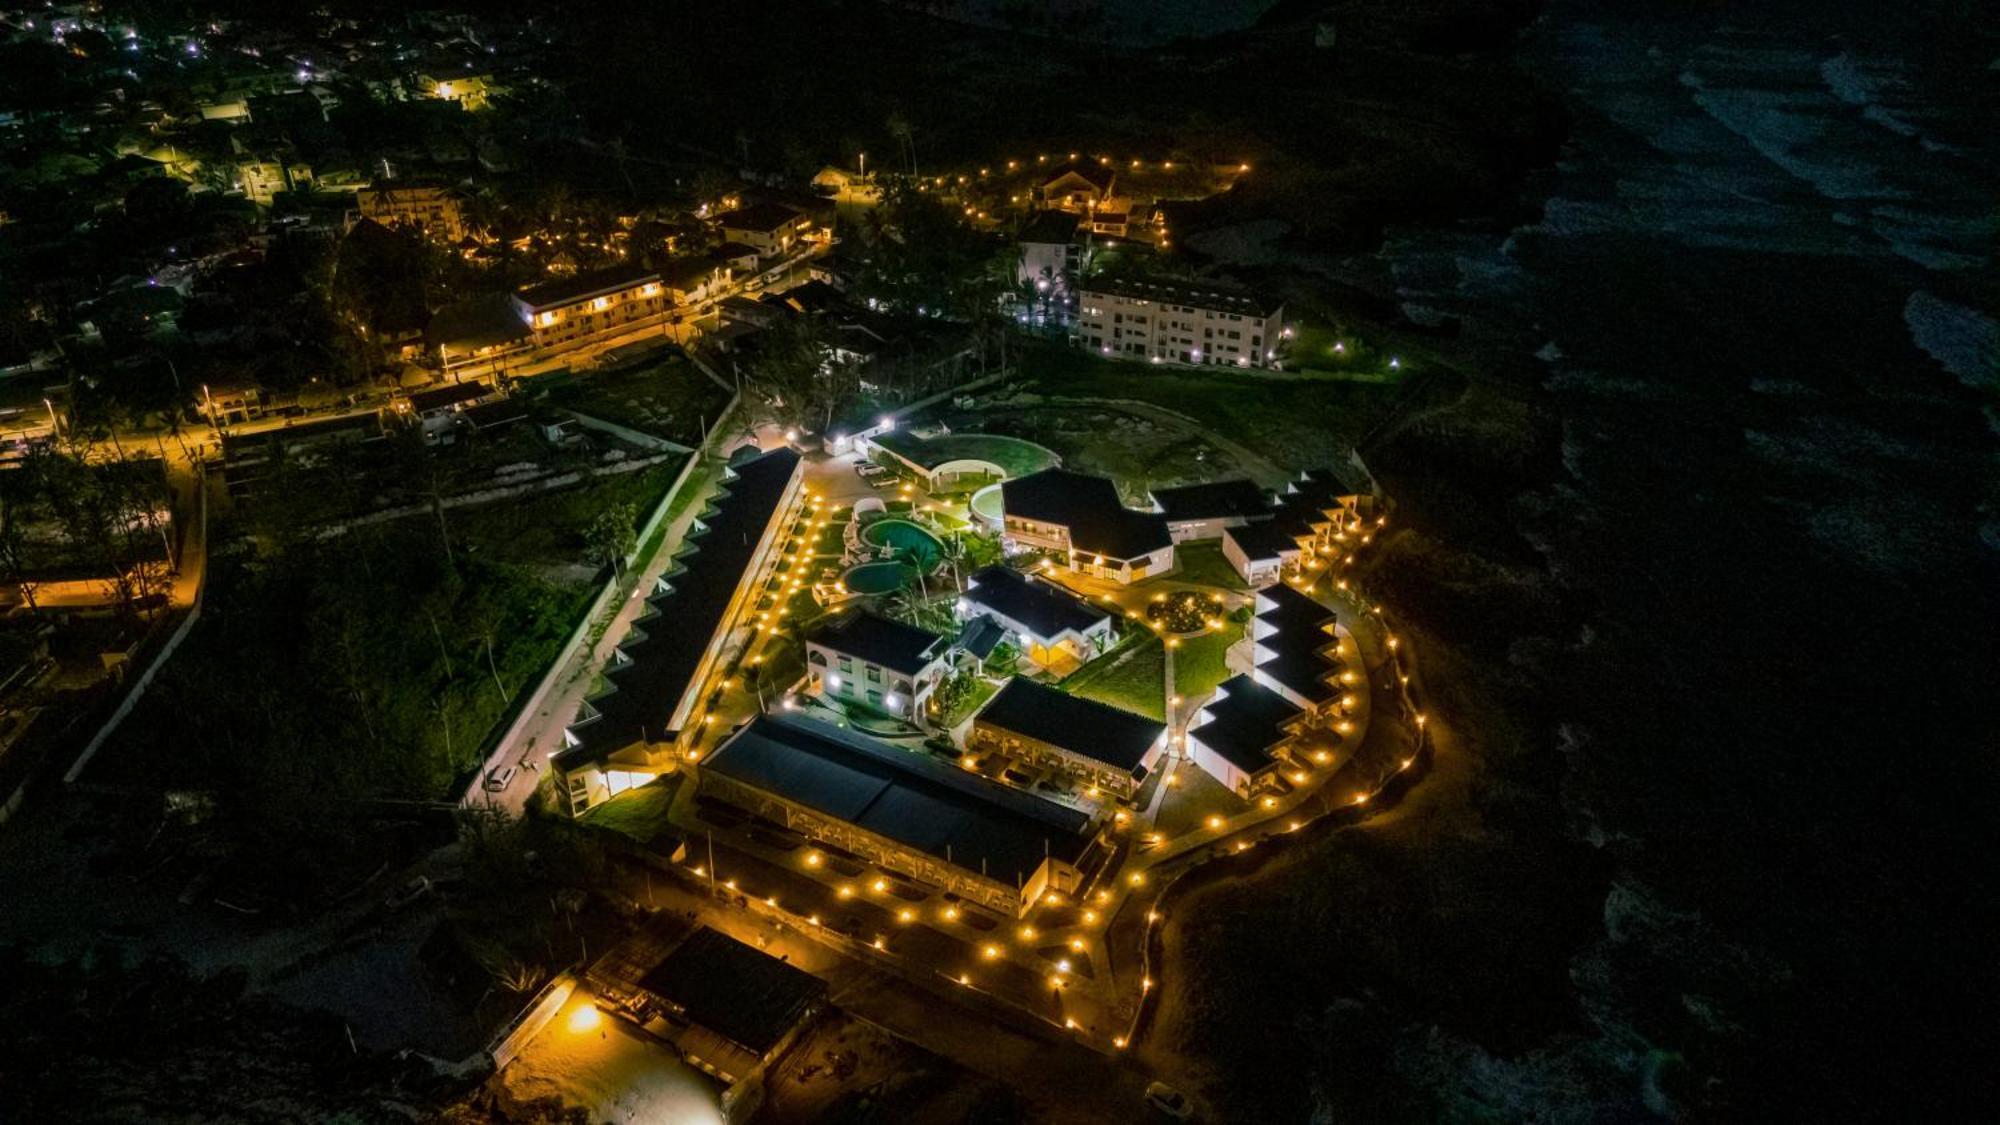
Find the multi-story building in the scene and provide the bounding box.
[1076,275,1284,369]
[357,183,464,241]
[714,203,814,260]
[513,263,666,350]
[803,610,951,722]
[1016,209,1082,295]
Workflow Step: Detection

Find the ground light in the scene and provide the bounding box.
[567,1002,601,1033]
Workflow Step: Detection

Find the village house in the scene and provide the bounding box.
[713,202,814,260]
[802,610,951,722]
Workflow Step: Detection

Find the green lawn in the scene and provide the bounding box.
[1164,540,1249,591]
[935,675,1001,728]
[1016,342,1404,472]
[551,352,730,445]
[1173,619,1245,700]
[1062,631,1166,721]
[872,431,1058,478]
[579,778,681,846]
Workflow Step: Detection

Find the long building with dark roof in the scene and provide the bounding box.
[555,448,805,814]
[1187,673,1304,797]
[999,469,1174,585]
[1250,583,1344,709]
[698,713,1101,916]
[957,564,1115,667]
[967,678,1168,801]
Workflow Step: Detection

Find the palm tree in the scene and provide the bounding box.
[886,111,916,177]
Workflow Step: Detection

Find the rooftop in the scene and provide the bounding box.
[406,381,488,413]
[714,202,805,234]
[516,261,659,311]
[1150,478,1272,523]
[426,292,532,351]
[972,678,1165,774]
[1040,160,1116,194]
[1080,274,1278,318]
[1255,584,1341,704]
[805,610,947,677]
[1017,209,1082,245]
[703,714,1094,887]
[1190,674,1302,774]
[636,927,824,1055]
[962,564,1110,642]
[1223,521,1298,563]
[561,448,801,763]
[1266,468,1357,539]
[956,615,1008,661]
[1002,469,1171,561]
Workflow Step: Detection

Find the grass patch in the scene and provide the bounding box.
[871,431,1058,478]
[578,778,681,846]
[1165,540,1249,591]
[549,352,730,445]
[1174,619,1245,700]
[1016,342,1405,472]
[1062,630,1166,721]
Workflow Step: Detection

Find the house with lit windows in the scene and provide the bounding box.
[1076,275,1284,369]
[802,610,951,722]
[999,468,1174,585]
[1037,160,1131,236]
[956,564,1115,668]
[967,678,1168,802]
[713,203,814,260]
[512,263,666,350]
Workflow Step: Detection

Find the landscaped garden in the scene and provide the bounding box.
[1061,631,1166,721]
[1145,589,1229,635]
[871,430,1058,480]
[1173,617,1247,700]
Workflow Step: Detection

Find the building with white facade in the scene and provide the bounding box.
[1076,275,1284,369]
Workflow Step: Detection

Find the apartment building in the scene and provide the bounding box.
[512,262,666,350]
[1076,276,1284,369]
[356,183,464,241]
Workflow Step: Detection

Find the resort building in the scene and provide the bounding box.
[1076,275,1284,369]
[1186,673,1304,797]
[957,564,1115,668]
[356,182,464,241]
[1249,583,1345,712]
[714,203,814,260]
[999,469,1174,584]
[1016,209,1083,294]
[513,262,666,351]
[555,448,806,815]
[589,926,825,1121]
[802,610,951,722]
[1037,161,1130,236]
[697,713,1102,917]
[967,678,1168,802]
[1149,478,1272,542]
[1220,469,1373,585]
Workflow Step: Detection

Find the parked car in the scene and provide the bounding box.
[1144,1082,1194,1121]
[484,765,517,792]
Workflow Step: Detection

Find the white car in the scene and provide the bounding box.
[484,765,517,792]
[1144,1082,1194,1121]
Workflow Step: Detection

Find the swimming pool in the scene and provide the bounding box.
[842,561,916,595]
[861,518,943,566]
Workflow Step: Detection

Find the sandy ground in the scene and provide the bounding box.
[501,991,727,1124]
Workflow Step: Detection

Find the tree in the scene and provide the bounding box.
[585,502,638,574]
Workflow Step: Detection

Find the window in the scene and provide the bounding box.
[867,689,883,705]
[866,666,882,684]
[838,655,853,672]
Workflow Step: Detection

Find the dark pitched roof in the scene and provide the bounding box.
[637,927,824,1054]
[1266,469,1356,539]
[704,714,1093,886]
[806,611,946,676]
[562,448,800,761]
[962,565,1109,640]
[715,202,804,234]
[1190,674,1301,774]
[1002,469,1170,560]
[1017,209,1081,245]
[972,678,1165,774]
[1223,520,1297,562]
[1255,585,1341,703]
[1150,479,1271,523]
[956,615,1007,660]
[406,381,487,413]
[516,261,658,310]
